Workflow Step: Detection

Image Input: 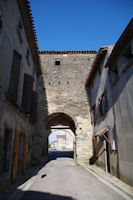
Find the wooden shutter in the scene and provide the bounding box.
[30,91,38,122]
[22,74,33,113]
[8,50,22,104]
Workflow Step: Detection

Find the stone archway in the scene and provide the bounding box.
[43,112,77,162]
[32,51,96,165]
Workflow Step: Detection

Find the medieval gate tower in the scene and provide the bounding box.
[32,50,96,164]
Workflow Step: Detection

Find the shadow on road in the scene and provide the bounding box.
[0,151,74,200]
[49,150,74,161]
[22,190,76,200]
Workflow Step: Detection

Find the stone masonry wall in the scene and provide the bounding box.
[33,51,96,164]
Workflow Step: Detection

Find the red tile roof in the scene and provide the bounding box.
[85,46,108,86]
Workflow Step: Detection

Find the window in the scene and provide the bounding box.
[110,65,119,85]
[7,50,22,105]
[22,74,33,113]
[30,91,38,122]
[17,18,23,43]
[110,44,133,84]
[121,45,133,73]
[26,48,30,66]
[91,104,97,124]
[55,60,60,65]
[99,91,108,117]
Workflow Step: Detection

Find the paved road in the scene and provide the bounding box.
[22,151,127,200]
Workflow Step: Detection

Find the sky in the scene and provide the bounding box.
[30,0,133,51]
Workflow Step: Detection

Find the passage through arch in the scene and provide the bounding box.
[44,112,76,133]
[43,112,77,162]
[48,130,74,160]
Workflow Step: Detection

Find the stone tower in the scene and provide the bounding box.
[32,50,96,164]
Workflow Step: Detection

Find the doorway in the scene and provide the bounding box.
[43,112,76,163]
[2,128,12,174]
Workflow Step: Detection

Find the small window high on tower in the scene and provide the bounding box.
[55,60,60,65]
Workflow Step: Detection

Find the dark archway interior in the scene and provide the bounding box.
[44,113,76,134]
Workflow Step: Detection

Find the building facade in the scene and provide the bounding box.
[106,18,133,185]
[55,132,73,150]
[86,45,119,177]
[56,134,66,150]
[0,0,40,191]
[32,51,96,165]
[86,18,133,186]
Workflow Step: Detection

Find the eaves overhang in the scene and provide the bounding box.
[17,0,41,75]
[39,50,97,55]
[105,18,133,69]
[85,47,107,87]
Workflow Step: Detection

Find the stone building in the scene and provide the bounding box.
[105,18,133,185]
[56,132,73,150]
[56,134,66,150]
[0,0,40,190]
[85,45,119,177]
[65,132,73,150]
[86,18,133,186]
[32,50,96,165]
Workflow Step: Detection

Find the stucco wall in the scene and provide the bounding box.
[0,0,37,104]
[111,45,133,185]
[87,46,119,176]
[0,0,38,191]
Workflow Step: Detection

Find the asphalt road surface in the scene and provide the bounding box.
[22,151,128,200]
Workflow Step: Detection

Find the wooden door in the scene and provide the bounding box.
[17,133,24,177]
[12,131,20,182]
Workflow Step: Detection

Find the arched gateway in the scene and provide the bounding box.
[32,50,96,165]
[44,113,76,161]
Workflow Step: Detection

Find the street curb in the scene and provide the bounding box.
[81,164,133,200]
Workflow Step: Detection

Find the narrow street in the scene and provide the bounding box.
[19,151,129,200]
